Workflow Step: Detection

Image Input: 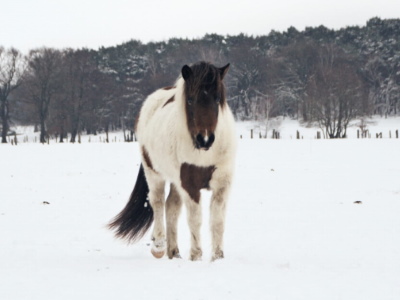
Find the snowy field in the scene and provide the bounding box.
[1,124,400,299]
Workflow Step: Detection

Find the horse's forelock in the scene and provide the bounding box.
[184,62,226,106]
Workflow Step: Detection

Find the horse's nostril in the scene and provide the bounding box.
[204,133,215,148]
[195,133,215,149]
[208,133,215,145]
[196,134,205,148]
[196,134,203,143]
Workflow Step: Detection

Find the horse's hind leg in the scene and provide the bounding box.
[146,172,166,258]
[166,184,182,259]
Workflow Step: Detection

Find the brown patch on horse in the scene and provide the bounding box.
[162,95,175,108]
[180,163,216,203]
[142,146,156,172]
[162,86,176,90]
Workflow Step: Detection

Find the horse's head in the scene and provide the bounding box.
[182,62,230,151]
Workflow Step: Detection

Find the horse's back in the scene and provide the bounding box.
[137,88,175,130]
[136,85,183,180]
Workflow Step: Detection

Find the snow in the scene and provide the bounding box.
[1,123,400,299]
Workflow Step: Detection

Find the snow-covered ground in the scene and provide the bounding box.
[1,124,400,299]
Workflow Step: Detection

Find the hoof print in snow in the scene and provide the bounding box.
[42,201,50,205]
[353,201,363,204]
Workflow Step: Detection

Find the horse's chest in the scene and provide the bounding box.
[180,163,216,203]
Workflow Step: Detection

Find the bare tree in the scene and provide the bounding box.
[227,37,266,119]
[23,48,62,143]
[0,47,25,143]
[308,45,366,138]
[275,40,320,121]
[364,56,399,117]
[62,49,96,143]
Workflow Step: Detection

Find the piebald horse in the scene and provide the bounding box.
[109,62,236,261]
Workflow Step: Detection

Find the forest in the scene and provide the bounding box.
[0,17,399,142]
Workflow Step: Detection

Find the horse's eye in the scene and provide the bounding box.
[187,98,193,105]
[216,97,221,103]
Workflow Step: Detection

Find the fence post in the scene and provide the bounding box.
[250,129,253,139]
[396,130,399,139]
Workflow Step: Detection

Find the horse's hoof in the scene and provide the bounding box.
[211,249,224,261]
[169,252,182,259]
[151,239,166,259]
[190,250,203,261]
[168,248,181,259]
[151,248,165,259]
[190,255,202,261]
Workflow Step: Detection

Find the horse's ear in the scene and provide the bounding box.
[219,63,230,80]
[182,65,192,81]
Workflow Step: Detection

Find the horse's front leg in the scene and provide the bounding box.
[210,185,231,261]
[166,184,182,259]
[184,195,203,261]
[146,172,166,258]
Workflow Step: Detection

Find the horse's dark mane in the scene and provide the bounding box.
[184,61,226,107]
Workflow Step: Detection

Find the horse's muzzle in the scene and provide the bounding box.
[195,133,215,150]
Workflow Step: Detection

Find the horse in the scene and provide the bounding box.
[109,61,236,261]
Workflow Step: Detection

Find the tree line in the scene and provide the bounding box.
[1,17,399,142]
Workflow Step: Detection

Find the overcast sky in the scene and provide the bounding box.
[2,0,399,53]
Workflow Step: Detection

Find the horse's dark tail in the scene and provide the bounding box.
[108,164,154,242]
